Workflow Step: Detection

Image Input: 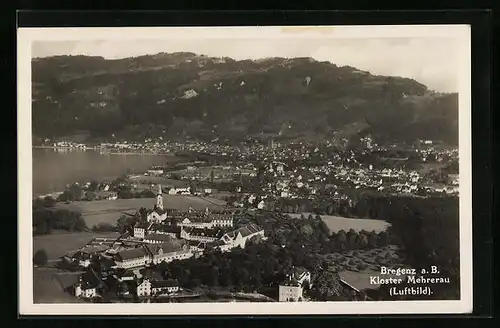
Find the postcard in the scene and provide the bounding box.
[18,25,472,315]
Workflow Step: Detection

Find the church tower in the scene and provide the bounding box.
[156,184,164,210]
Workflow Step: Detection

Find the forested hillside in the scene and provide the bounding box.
[32,53,458,145]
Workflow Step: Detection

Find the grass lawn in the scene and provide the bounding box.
[287,213,390,233]
[33,231,120,260]
[55,195,226,227]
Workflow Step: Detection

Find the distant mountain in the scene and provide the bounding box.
[31,52,458,145]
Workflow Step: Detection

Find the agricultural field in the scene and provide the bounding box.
[55,195,226,227]
[33,231,120,260]
[287,213,390,233]
[324,245,405,291]
[33,267,85,303]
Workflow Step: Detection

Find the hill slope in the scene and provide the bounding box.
[31,53,458,145]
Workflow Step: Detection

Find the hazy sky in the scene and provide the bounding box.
[32,37,460,92]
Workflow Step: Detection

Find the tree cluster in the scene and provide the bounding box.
[33,208,87,235]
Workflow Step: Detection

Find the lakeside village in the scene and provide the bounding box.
[34,136,459,303]
[39,136,459,201]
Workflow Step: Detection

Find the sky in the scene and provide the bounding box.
[32,37,460,93]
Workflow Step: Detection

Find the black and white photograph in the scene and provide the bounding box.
[18,25,472,315]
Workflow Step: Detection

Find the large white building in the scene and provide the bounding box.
[180,227,225,243]
[137,277,180,297]
[278,284,303,302]
[113,247,150,269]
[145,240,193,265]
[133,221,151,239]
[177,213,233,229]
[278,267,311,302]
[219,223,265,250]
[74,272,101,299]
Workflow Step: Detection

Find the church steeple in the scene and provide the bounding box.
[156,184,163,210]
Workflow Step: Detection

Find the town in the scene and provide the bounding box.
[33,135,459,303]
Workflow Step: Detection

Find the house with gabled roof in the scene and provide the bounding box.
[64,245,109,268]
[148,224,181,238]
[220,223,265,249]
[133,221,151,239]
[278,267,311,302]
[151,279,180,295]
[137,277,152,297]
[74,270,103,299]
[144,239,193,265]
[136,277,180,297]
[112,247,150,269]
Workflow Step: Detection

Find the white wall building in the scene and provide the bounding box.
[137,278,152,297]
[278,284,303,302]
[146,241,193,265]
[113,247,150,269]
[278,267,311,302]
[151,280,180,295]
[220,223,265,250]
[75,284,97,299]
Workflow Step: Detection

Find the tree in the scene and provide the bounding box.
[368,230,378,248]
[300,224,314,236]
[33,198,45,210]
[34,249,48,266]
[43,196,57,207]
[88,180,99,192]
[336,230,347,250]
[357,234,369,248]
[346,229,358,248]
[68,183,84,201]
[377,231,389,246]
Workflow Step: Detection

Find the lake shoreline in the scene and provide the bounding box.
[33,148,178,196]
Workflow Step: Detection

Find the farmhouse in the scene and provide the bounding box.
[287,266,312,286]
[94,191,118,200]
[74,271,102,299]
[207,239,233,253]
[64,245,109,268]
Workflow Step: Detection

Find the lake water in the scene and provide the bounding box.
[32,148,175,196]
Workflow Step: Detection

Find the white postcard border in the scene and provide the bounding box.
[17,25,472,315]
